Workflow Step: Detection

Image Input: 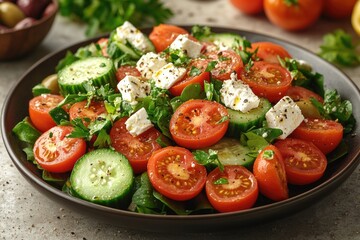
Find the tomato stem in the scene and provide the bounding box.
[283,0,298,7]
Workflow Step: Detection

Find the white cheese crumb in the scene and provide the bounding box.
[117,76,150,105]
[125,108,154,137]
[169,34,203,58]
[152,63,187,89]
[265,96,304,139]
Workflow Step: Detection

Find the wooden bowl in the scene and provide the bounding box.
[0,0,58,61]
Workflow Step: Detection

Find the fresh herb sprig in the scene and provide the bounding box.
[318,29,360,67]
[58,0,173,36]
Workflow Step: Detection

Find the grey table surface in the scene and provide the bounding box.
[1,1,359,239]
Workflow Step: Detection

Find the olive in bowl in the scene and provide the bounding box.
[0,0,57,60]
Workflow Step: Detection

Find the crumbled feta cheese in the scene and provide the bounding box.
[213,40,233,52]
[117,76,150,105]
[136,52,167,79]
[152,63,187,89]
[220,72,260,113]
[265,96,304,139]
[115,21,152,53]
[125,108,153,136]
[169,34,202,58]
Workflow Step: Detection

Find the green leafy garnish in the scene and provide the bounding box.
[263,149,274,160]
[213,178,229,185]
[205,60,218,72]
[193,149,224,171]
[58,0,173,37]
[318,29,360,67]
[191,25,212,39]
[32,84,51,96]
[189,66,202,76]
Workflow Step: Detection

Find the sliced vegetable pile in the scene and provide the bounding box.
[13,22,356,214]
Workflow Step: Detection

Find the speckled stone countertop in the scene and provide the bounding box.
[1,0,359,239]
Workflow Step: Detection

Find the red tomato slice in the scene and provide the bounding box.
[274,138,327,185]
[69,100,107,127]
[206,165,258,212]
[110,117,162,174]
[169,59,210,96]
[205,50,243,81]
[149,24,190,52]
[286,86,324,103]
[253,145,288,201]
[115,65,142,82]
[240,61,292,103]
[147,146,207,201]
[169,99,229,149]
[29,94,64,132]
[251,42,291,64]
[291,118,343,154]
[34,126,87,173]
[97,38,109,57]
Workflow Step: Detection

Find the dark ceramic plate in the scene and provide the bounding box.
[2,27,360,233]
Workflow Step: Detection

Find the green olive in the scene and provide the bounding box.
[0,2,25,28]
[42,74,59,94]
[295,100,323,119]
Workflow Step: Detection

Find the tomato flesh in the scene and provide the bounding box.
[275,138,327,185]
[115,65,142,82]
[147,146,207,201]
[170,99,229,149]
[110,117,162,174]
[34,126,87,173]
[251,42,291,64]
[29,94,64,132]
[291,118,343,154]
[149,24,190,52]
[253,145,288,201]
[206,165,258,212]
[205,50,243,81]
[69,100,107,127]
[240,61,292,103]
[286,86,324,103]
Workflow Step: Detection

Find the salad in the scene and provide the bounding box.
[12,21,355,214]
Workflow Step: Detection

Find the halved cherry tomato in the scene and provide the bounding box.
[229,0,263,15]
[264,0,323,31]
[29,94,64,132]
[147,146,207,201]
[205,50,243,81]
[169,99,229,149]
[34,126,87,173]
[149,24,190,52]
[286,86,323,103]
[69,100,107,127]
[97,38,109,57]
[291,118,343,154]
[251,42,292,64]
[205,165,258,212]
[115,65,142,82]
[323,0,357,19]
[110,117,162,174]
[274,138,327,185]
[240,61,292,103]
[169,59,210,96]
[253,145,288,201]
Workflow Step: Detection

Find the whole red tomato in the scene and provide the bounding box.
[264,0,324,31]
[323,0,357,19]
[229,0,263,14]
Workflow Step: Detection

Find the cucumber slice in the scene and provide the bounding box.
[207,138,254,169]
[227,98,272,137]
[58,57,117,95]
[107,40,141,60]
[198,33,245,49]
[70,149,134,207]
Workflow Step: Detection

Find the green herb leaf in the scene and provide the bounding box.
[180,83,206,101]
[191,25,212,39]
[193,149,224,171]
[58,0,173,37]
[205,61,218,72]
[189,66,202,76]
[32,84,51,97]
[263,149,274,160]
[318,29,360,67]
[213,177,229,185]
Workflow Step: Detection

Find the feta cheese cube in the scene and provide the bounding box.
[152,63,187,89]
[117,76,150,105]
[136,52,167,79]
[115,21,152,53]
[125,108,153,136]
[169,34,203,58]
[265,96,304,139]
[220,73,260,113]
